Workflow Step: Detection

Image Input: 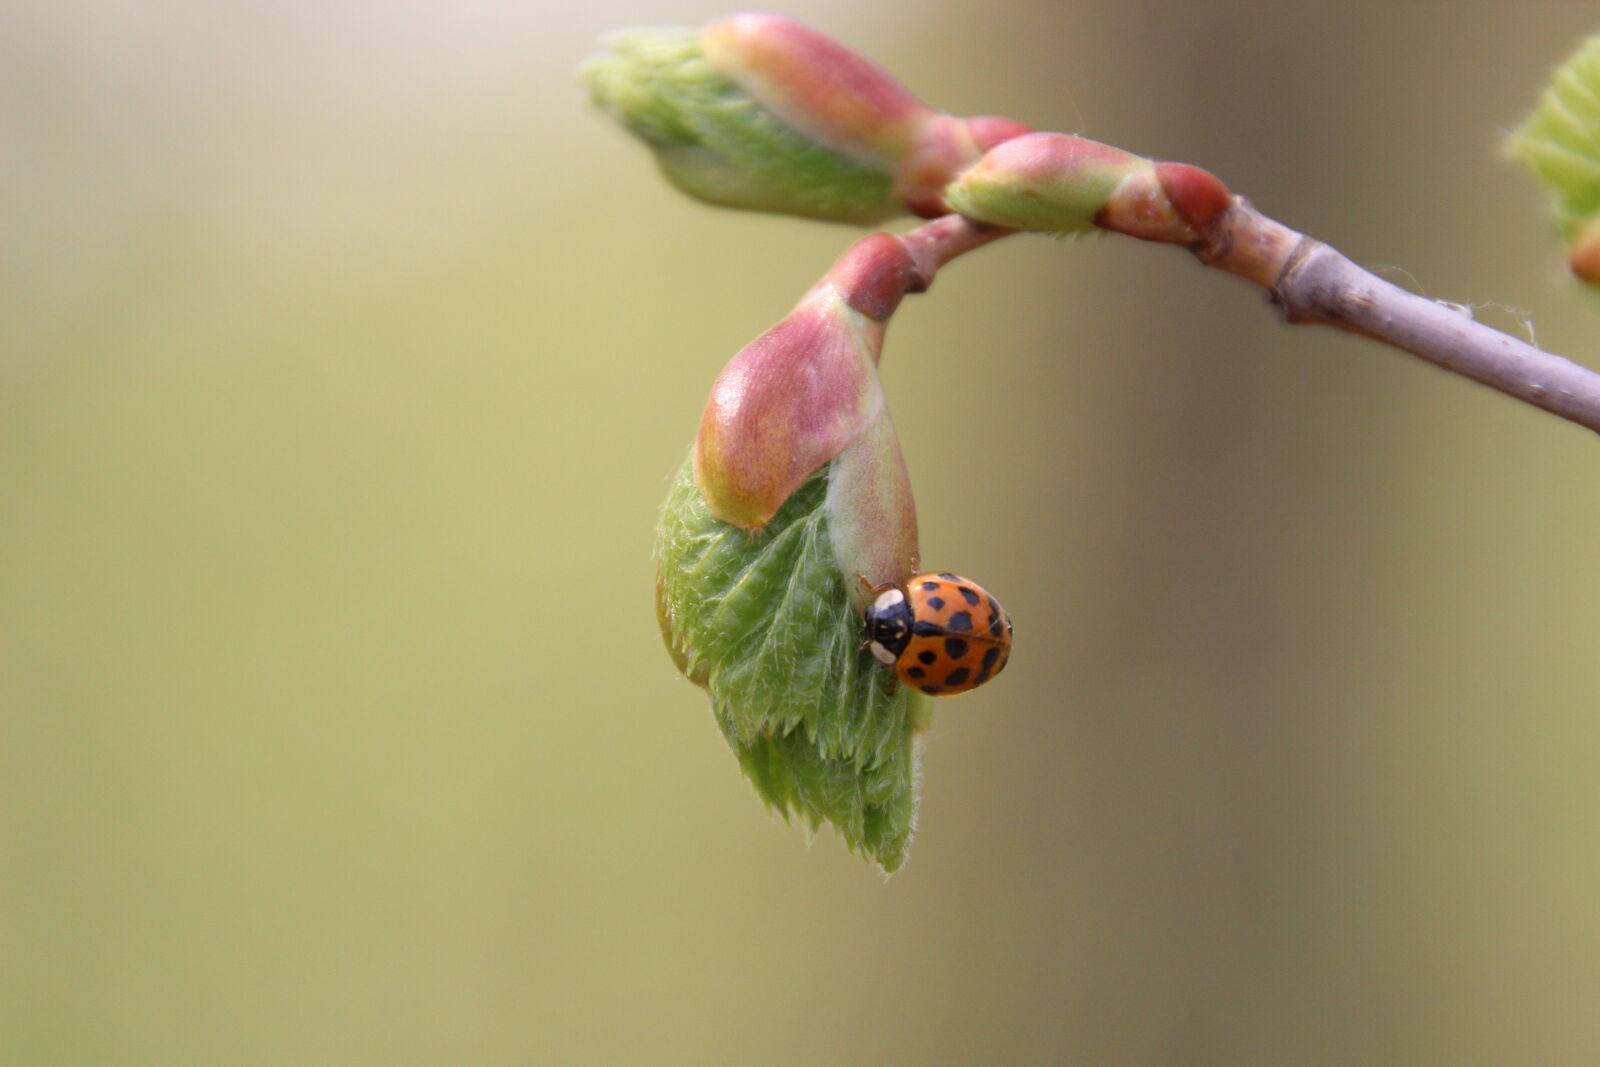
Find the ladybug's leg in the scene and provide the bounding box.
[856,575,882,656]
[856,575,874,649]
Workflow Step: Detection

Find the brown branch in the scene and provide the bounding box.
[1197,198,1600,435]
[904,201,1600,436]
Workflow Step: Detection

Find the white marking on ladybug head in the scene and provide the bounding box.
[872,588,905,613]
[869,640,896,665]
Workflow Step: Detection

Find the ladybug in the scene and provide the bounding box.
[864,572,1012,696]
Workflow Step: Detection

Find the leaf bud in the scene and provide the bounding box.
[585,16,1030,223]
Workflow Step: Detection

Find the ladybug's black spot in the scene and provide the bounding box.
[937,572,958,580]
[989,613,1004,638]
[917,650,937,665]
[907,666,925,679]
[926,596,945,611]
[947,611,973,632]
[912,620,945,637]
[920,685,943,695]
[975,645,1001,684]
[944,637,969,660]
[958,586,981,606]
[920,580,941,591]
[945,667,971,687]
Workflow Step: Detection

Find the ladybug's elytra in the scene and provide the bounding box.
[864,572,1012,696]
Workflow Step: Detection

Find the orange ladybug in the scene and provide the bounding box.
[864,572,1012,695]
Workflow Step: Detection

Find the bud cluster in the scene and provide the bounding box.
[654,230,942,872]
[588,16,1233,251]
[593,14,1240,870]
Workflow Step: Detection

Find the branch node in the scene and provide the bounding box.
[1272,236,1320,304]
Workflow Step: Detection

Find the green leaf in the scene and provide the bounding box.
[656,454,926,872]
[583,29,900,225]
[1510,35,1600,240]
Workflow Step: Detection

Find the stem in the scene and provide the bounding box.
[901,202,1600,436]
[1197,198,1600,435]
[900,186,1600,434]
[899,214,1014,289]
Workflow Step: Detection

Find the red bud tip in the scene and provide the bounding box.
[1155,162,1232,234]
[1096,159,1231,245]
[827,233,919,322]
[1570,216,1600,284]
[1573,247,1600,284]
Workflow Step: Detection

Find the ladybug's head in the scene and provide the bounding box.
[864,584,913,665]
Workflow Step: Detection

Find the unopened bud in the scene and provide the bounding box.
[656,230,939,871]
[585,16,1029,223]
[701,13,933,170]
[694,231,920,589]
[946,132,1231,243]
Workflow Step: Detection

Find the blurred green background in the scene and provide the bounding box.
[6,2,1600,1063]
